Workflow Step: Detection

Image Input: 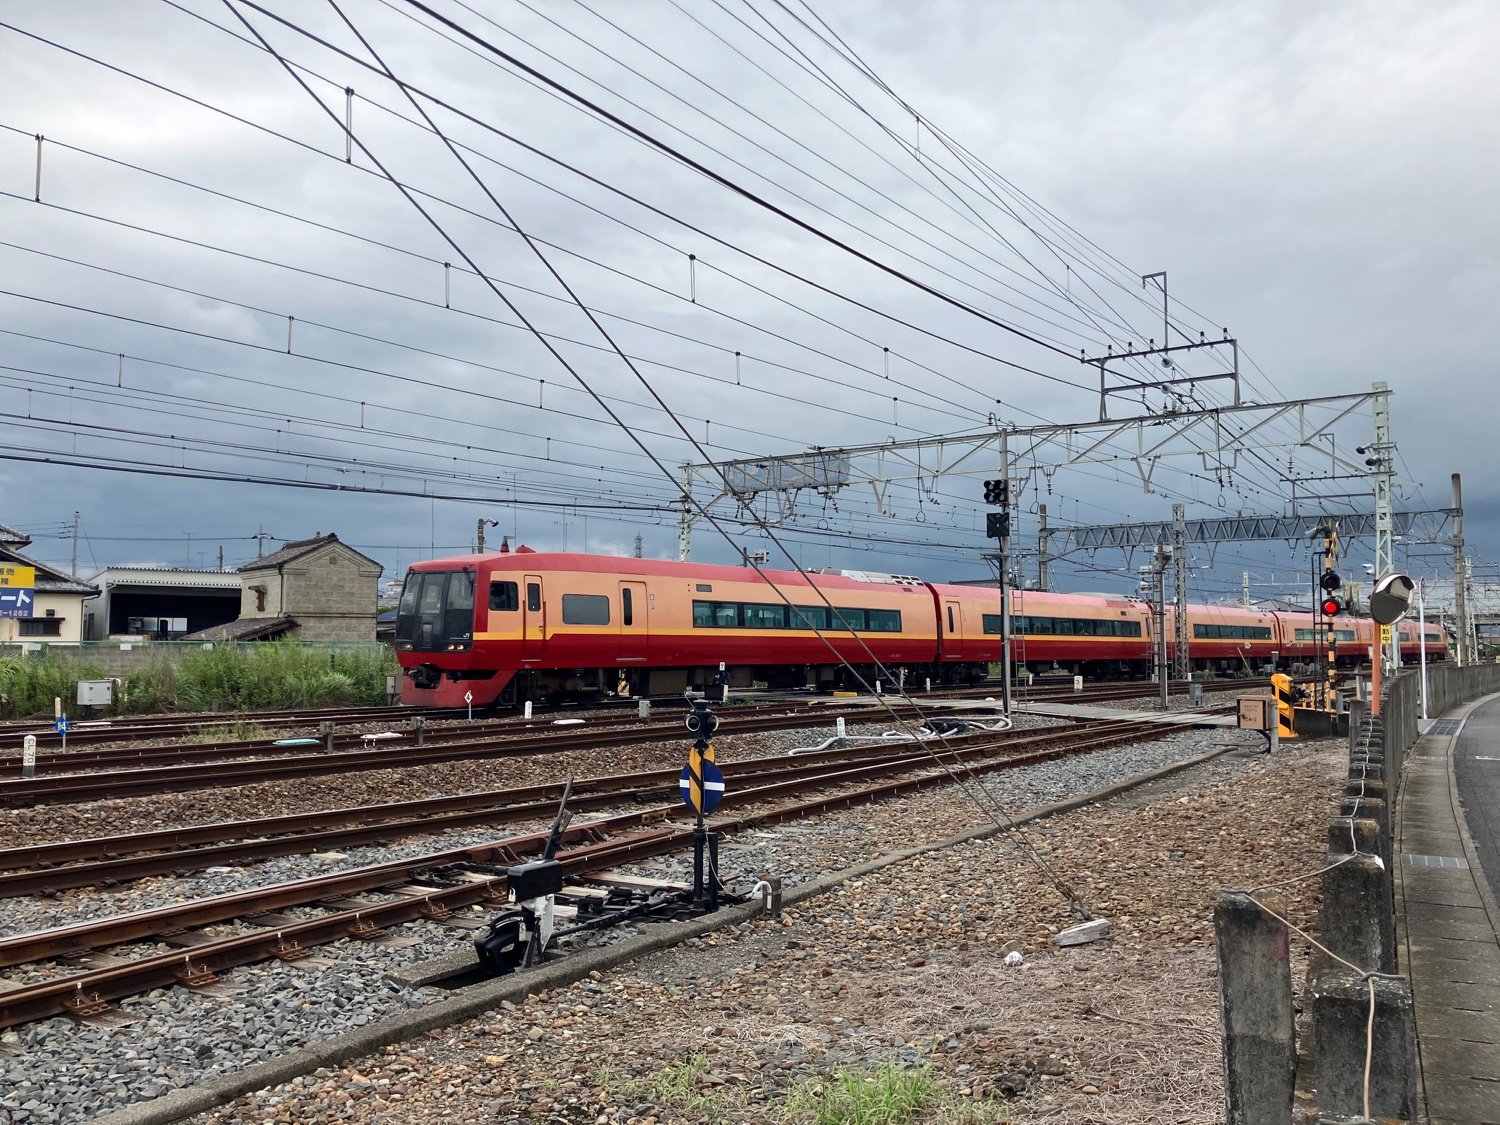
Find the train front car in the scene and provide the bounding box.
[395,557,508,708]
[395,551,950,708]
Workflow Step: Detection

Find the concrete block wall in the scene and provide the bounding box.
[1217,661,1500,1122]
[277,548,381,643]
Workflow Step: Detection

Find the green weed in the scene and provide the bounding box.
[783,1062,938,1125]
[188,718,274,744]
[626,1053,726,1117]
[781,1061,1014,1125]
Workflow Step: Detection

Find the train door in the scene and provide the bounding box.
[521,574,545,660]
[617,580,648,665]
[942,598,963,660]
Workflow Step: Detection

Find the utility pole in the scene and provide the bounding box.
[1172,503,1190,680]
[1000,430,1012,718]
[1452,473,1469,667]
[1242,571,1250,607]
[982,440,1012,718]
[70,510,80,578]
[217,545,224,572]
[1368,381,1395,670]
[476,518,500,554]
[1143,546,1171,711]
[678,463,694,561]
[253,527,270,559]
[1037,503,1049,591]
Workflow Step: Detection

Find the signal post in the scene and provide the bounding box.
[681,691,726,909]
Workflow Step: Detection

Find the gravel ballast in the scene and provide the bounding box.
[0,715,1341,1125]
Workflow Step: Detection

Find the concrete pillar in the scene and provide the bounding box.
[1346,697,1367,754]
[1214,890,1295,1125]
[1320,833,1395,973]
[1337,796,1390,872]
[1311,967,1417,1119]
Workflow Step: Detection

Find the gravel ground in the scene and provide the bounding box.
[0,714,1333,1125]
[169,726,1337,1125]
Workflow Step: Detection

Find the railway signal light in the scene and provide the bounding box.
[982,478,1009,506]
[985,512,1009,540]
[1320,571,1342,592]
[1321,596,1343,618]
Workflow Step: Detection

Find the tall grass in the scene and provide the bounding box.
[170,642,393,711]
[0,654,107,719]
[1,643,395,716]
[120,658,176,714]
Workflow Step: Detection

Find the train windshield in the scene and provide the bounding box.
[396,569,476,652]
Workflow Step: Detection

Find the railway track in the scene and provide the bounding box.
[0,676,1263,751]
[0,702,1012,803]
[0,679,1262,800]
[0,716,1178,1029]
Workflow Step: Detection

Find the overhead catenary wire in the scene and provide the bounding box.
[295,0,1092,918]
[0,2,1344,591]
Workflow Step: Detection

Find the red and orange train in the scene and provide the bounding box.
[394,548,1448,708]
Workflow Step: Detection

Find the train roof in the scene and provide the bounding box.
[405,551,933,594]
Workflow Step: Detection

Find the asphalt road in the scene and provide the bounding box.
[1455,697,1500,908]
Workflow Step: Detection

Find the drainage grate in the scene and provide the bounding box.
[1424,719,1466,737]
[1402,853,1470,869]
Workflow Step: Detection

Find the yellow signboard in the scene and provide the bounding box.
[0,565,35,588]
[1380,625,1394,644]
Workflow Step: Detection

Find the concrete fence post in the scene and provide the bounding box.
[1215,890,1295,1125]
[1320,826,1394,973]
[1311,967,1417,1119]
[1346,697,1367,754]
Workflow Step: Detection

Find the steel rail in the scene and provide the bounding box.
[0,720,1146,895]
[0,703,985,804]
[0,718,1167,1027]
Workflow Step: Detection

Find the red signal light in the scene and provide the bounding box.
[1321,597,1342,617]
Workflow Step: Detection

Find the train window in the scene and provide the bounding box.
[447,570,474,609]
[743,603,787,629]
[833,607,868,632]
[399,579,422,617]
[866,609,902,632]
[527,583,541,613]
[622,588,633,626]
[946,606,955,633]
[791,605,828,630]
[561,593,610,625]
[418,576,444,615]
[692,601,739,628]
[445,571,475,639]
[489,581,519,612]
[1196,624,1274,640]
[983,614,1000,634]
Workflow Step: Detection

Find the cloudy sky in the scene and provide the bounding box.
[2,0,1496,609]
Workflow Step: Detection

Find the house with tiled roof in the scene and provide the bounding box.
[184,533,382,644]
[0,523,99,646]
